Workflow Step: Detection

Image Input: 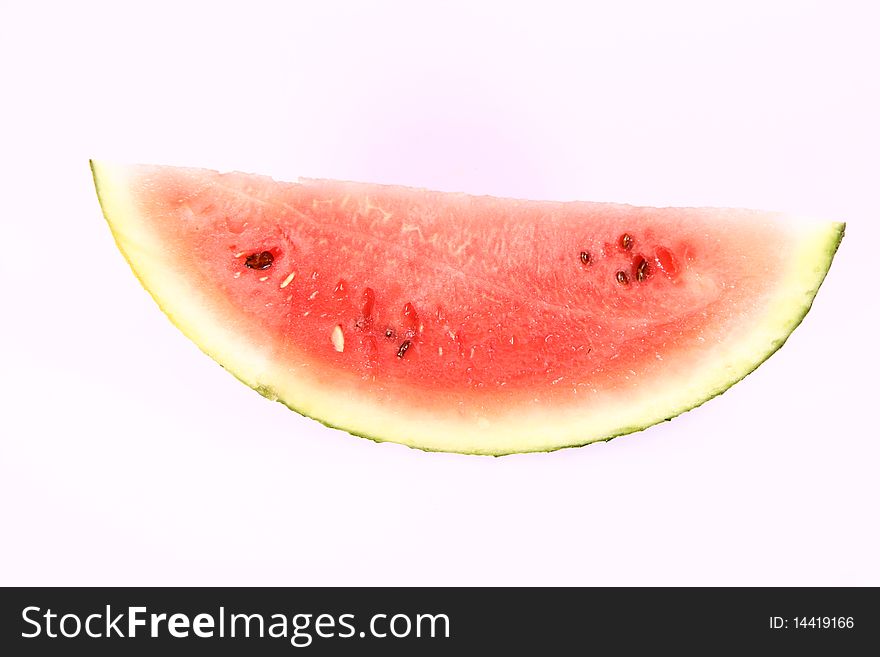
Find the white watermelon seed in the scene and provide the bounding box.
[280,271,296,288]
[331,325,345,352]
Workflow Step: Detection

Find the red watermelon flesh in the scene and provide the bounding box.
[92,162,843,454]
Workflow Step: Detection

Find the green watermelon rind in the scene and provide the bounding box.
[92,160,844,456]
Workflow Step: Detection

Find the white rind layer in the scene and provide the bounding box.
[92,160,844,455]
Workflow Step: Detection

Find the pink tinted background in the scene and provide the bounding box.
[1,1,877,585]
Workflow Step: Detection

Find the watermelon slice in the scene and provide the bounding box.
[91,161,843,455]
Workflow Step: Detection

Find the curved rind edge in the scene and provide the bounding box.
[92,160,845,456]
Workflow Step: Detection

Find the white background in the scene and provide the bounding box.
[1,1,878,586]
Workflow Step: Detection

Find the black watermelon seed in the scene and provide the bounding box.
[397,340,412,359]
[636,257,650,282]
[245,251,274,270]
[579,251,591,265]
[616,270,629,285]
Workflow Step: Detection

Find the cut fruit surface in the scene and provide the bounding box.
[92,161,843,454]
